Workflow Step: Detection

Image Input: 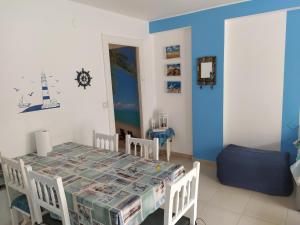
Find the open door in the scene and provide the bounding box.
[108,44,142,146]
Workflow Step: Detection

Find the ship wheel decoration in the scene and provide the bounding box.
[75,68,92,89]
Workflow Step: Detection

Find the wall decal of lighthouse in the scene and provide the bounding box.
[41,72,59,109]
[19,72,60,113]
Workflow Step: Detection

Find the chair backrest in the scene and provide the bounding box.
[126,135,159,160]
[93,130,119,152]
[0,155,29,195]
[25,166,70,225]
[164,162,200,225]
[0,154,35,223]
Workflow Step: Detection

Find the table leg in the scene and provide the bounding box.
[166,139,171,161]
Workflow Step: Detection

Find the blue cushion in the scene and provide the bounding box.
[11,194,30,214]
[217,144,294,196]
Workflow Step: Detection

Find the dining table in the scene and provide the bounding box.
[16,142,185,225]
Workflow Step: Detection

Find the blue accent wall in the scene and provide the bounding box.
[150,0,300,161]
[281,9,300,161]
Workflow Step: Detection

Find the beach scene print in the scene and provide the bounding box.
[167,81,181,93]
[166,45,180,59]
[167,63,181,76]
[109,46,141,140]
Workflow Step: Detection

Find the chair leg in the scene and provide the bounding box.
[166,139,171,161]
[190,202,197,225]
[20,215,30,225]
[10,208,19,225]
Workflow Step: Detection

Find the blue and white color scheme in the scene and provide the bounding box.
[150,0,300,162]
[20,72,60,113]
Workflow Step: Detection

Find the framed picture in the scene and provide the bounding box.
[167,81,181,93]
[166,45,180,59]
[166,63,181,76]
[197,56,216,89]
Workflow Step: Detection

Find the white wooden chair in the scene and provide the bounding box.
[126,135,159,160]
[93,130,119,152]
[25,166,70,225]
[141,162,200,225]
[0,154,35,225]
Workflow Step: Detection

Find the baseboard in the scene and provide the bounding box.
[195,158,217,168]
[159,149,192,159]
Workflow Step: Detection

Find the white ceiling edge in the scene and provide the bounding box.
[69,0,148,23]
[225,5,300,23]
[150,0,250,22]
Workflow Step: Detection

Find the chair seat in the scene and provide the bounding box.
[42,213,62,225]
[141,208,190,225]
[11,194,30,215]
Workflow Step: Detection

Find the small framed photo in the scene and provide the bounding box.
[167,81,181,93]
[167,63,181,76]
[166,45,180,59]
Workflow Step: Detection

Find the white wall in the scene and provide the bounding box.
[0,0,152,157]
[224,11,287,151]
[152,28,193,155]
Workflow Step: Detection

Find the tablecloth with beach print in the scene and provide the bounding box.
[17,142,185,225]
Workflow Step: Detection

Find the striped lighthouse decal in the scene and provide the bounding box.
[41,72,51,107]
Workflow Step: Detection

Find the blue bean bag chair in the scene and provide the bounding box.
[217,144,293,196]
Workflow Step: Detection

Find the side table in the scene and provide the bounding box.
[147,128,175,161]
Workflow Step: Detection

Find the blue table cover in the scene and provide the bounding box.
[147,128,175,147]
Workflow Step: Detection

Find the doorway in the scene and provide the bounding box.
[108,44,142,145]
[223,12,286,151]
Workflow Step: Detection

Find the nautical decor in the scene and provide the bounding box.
[19,72,60,113]
[159,112,168,129]
[150,118,157,129]
[18,96,31,108]
[75,68,92,89]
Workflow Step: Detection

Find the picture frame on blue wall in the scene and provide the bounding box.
[197,56,216,89]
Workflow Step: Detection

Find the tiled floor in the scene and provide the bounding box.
[170,155,300,225]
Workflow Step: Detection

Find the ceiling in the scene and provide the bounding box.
[70,0,248,21]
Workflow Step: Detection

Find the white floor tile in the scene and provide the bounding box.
[286,209,300,225]
[244,193,288,225]
[238,216,277,225]
[198,181,218,202]
[209,185,252,213]
[198,204,241,225]
[169,156,296,225]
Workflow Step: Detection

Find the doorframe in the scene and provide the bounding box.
[102,34,145,138]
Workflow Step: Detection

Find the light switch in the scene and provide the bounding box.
[102,102,108,108]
